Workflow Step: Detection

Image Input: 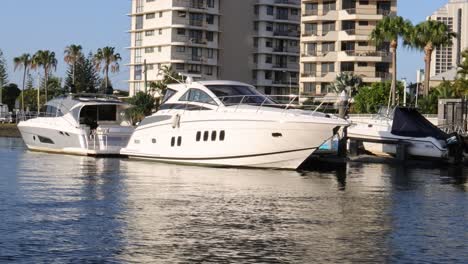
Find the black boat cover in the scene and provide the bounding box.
[391,107,449,140]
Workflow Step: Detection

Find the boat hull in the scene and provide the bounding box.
[348,125,448,159]
[121,116,342,170]
[18,121,132,156]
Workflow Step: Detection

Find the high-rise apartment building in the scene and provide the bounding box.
[428,0,468,77]
[129,0,300,96]
[299,0,396,96]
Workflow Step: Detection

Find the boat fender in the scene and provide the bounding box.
[172,114,181,129]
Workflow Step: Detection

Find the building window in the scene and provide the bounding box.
[265,71,272,80]
[145,47,154,53]
[206,31,214,42]
[322,42,335,53]
[358,21,369,26]
[206,14,214,25]
[304,83,316,94]
[265,55,272,64]
[207,0,214,8]
[176,46,186,52]
[135,15,143,30]
[135,32,143,47]
[159,12,163,17]
[267,6,274,15]
[265,40,272,47]
[146,13,155,19]
[291,9,298,16]
[266,22,273,31]
[178,11,186,17]
[134,48,142,63]
[177,28,186,35]
[206,66,213,76]
[134,65,143,80]
[175,63,184,70]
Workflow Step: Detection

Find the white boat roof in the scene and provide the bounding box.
[167,80,253,91]
[45,94,129,115]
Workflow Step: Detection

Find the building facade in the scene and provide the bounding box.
[428,0,468,78]
[129,0,300,96]
[299,0,397,96]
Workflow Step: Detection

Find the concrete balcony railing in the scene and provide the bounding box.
[274,0,300,5]
[343,8,395,16]
[302,9,318,16]
[344,50,391,57]
[272,47,300,53]
[273,30,300,37]
[173,0,207,10]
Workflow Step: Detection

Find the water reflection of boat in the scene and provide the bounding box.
[18,94,134,155]
[121,80,349,170]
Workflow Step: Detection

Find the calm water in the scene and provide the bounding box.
[0,137,466,263]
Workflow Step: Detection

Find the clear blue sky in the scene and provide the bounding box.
[0,0,451,89]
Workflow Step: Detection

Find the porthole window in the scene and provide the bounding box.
[152,138,157,144]
[177,136,182,146]
[211,131,217,141]
[196,131,201,141]
[33,136,36,141]
[171,137,175,147]
[203,131,209,141]
[220,130,225,141]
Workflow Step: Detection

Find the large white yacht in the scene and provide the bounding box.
[18,94,134,155]
[121,80,349,170]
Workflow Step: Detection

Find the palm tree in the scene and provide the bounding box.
[370,16,413,106]
[64,44,83,87]
[404,20,457,96]
[13,53,32,112]
[326,72,363,96]
[93,47,121,92]
[32,50,58,102]
[457,49,468,78]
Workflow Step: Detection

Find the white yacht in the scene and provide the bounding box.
[347,107,457,159]
[121,80,349,170]
[18,94,134,155]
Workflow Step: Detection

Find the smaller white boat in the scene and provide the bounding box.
[18,94,134,155]
[348,107,461,159]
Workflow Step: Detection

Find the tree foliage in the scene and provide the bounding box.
[31,50,58,102]
[125,92,156,124]
[326,72,363,96]
[1,83,21,110]
[370,15,413,105]
[0,49,8,86]
[404,20,457,95]
[352,82,404,114]
[458,49,468,79]
[149,65,184,108]
[17,88,46,112]
[93,46,121,93]
[64,53,101,94]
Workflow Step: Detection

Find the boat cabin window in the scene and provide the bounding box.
[206,85,276,105]
[162,88,177,103]
[79,105,117,129]
[179,88,217,105]
[45,105,63,117]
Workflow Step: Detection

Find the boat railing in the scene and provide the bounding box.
[169,95,346,115]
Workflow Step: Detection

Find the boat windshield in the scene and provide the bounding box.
[206,85,277,106]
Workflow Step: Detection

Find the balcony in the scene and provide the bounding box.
[303,9,318,16]
[344,50,391,57]
[273,30,300,37]
[273,47,299,53]
[189,19,204,27]
[274,0,300,5]
[174,0,207,10]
